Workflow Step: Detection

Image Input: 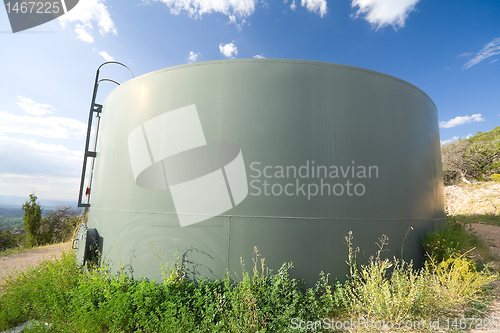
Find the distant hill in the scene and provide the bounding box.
[0,198,83,232]
[442,126,500,185]
[0,195,80,210]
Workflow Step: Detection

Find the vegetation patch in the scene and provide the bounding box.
[0,220,496,332]
[442,126,500,185]
[0,194,83,254]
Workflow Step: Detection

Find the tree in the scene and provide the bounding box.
[0,230,16,252]
[441,127,500,185]
[442,140,472,184]
[39,206,81,245]
[22,193,42,247]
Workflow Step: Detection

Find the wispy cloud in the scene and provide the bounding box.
[463,37,500,69]
[146,0,328,27]
[59,0,117,43]
[0,134,82,198]
[0,97,85,200]
[0,111,86,139]
[0,97,86,139]
[440,134,472,146]
[440,136,459,146]
[439,114,485,129]
[458,52,474,58]
[145,0,256,26]
[351,0,419,30]
[99,51,114,61]
[253,54,265,59]
[219,42,238,58]
[301,0,327,17]
[16,97,54,116]
[188,51,201,62]
[0,136,81,160]
[75,24,95,43]
[0,173,80,201]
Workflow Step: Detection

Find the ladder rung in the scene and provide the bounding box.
[87,151,97,158]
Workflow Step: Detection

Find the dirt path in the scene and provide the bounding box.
[473,224,500,257]
[0,242,71,282]
[469,224,500,333]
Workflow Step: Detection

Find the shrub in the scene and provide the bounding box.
[0,232,496,332]
[491,174,500,182]
[331,233,497,332]
[422,215,480,263]
[22,194,42,247]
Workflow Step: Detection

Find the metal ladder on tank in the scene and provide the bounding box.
[78,61,134,208]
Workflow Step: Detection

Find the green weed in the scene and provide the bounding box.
[0,229,497,332]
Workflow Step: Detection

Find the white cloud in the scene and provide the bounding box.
[59,0,117,43]
[253,54,265,59]
[219,42,238,58]
[0,173,80,201]
[0,98,86,139]
[148,0,256,24]
[99,51,114,61]
[440,136,459,146]
[440,134,473,146]
[301,0,327,17]
[290,0,296,10]
[458,52,474,58]
[351,0,419,30]
[463,37,500,69]
[74,24,94,43]
[439,114,485,129]
[16,96,54,116]
[0,132,82,189]
[490,59,499,64]
[188,51,201,62]
[0,98,85,200]
[0,136,81,160]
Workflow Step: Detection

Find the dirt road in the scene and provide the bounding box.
[0,242,71,282]
[469,224,500,333]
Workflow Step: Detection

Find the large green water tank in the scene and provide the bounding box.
[86,59,445,285]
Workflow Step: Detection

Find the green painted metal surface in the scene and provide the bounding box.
[86,59,446,285]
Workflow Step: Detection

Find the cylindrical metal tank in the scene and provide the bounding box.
[86,59,445,285]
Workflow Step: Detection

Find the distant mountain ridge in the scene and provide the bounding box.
[0,195,79,209]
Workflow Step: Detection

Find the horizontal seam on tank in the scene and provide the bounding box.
[89,208,446,221]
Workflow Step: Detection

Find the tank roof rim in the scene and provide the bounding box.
[112,59,437,109]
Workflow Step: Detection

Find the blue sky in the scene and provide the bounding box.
[0,0,499,202]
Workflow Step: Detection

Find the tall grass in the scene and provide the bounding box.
[0,226,496,332]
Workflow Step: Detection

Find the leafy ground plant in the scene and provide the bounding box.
[330,231,496,332]
[0,228,497,332]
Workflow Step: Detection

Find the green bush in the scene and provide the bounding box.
[22,194,42,247]
[441,126,500,184]
[491,174,500,182]
[0,249,332,332]
[422,215,480,263]
[0,231,496,332]
[331,232,496,331]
